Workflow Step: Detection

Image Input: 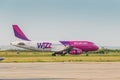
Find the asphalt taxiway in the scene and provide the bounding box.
[0,62,120,80]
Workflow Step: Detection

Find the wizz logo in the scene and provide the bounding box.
[37,42,52,49]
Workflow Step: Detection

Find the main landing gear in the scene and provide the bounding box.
[85,52,89,56]
[52,51,67,56]
[52,53,56,56]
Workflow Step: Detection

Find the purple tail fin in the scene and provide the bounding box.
[12,25,30,41]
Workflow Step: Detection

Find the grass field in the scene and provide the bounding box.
[0,51,120,62]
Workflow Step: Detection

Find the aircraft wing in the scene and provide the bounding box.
[52,46,73,56]
[57,46,73,53]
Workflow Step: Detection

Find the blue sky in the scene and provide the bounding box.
[0,0,120,46]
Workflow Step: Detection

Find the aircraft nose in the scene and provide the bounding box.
[95,45,99,50]
[10,42,13,45]
[10,42,16,46]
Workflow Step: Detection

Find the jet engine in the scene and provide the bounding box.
[69,48,82,55]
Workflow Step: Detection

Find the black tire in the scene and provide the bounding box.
[52,53,56,56]
[86,53,89,56]
[61,54,65,56]
[61,51,67,56]
[17,51,20,54]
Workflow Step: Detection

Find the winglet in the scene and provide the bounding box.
[12,25,30,41]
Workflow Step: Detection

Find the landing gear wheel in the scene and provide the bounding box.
[61,54,65,56]
[52,53,56,56]
[86,53,89,56]
[17,50,20,54]
[61,51,67,56]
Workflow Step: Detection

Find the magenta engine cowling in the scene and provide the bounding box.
[69,49,82,55]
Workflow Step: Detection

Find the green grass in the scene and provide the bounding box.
[0,51,120,62]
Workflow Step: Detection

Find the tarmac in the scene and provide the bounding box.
[0,62,120,80]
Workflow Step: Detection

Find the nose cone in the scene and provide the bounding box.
[94,45,99,50]
[10,42,17,46]
[10,42,14,45]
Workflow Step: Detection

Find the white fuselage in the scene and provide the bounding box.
[11,41,66,52]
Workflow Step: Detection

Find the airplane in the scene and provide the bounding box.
[10,25,99,56]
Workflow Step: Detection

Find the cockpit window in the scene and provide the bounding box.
[87,42,94,44]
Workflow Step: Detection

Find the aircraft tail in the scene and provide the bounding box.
[12,25,30,41]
